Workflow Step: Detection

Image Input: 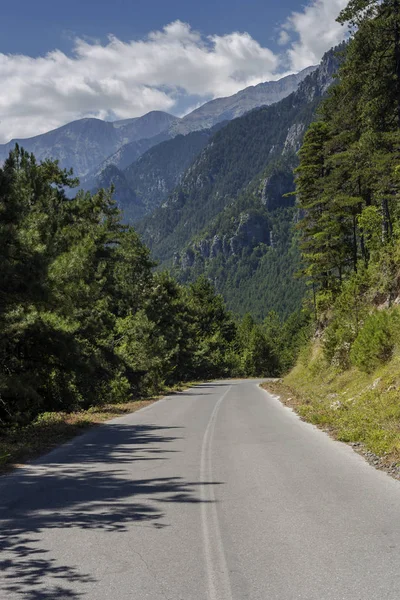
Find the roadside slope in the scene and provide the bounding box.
[263,338,400,479]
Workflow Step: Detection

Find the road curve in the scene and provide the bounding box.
[1,380,400,599]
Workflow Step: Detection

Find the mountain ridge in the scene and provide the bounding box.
[0,67,316,181]
[174,65,317,134]
[0,111,180,178]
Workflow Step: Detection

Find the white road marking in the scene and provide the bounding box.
[200,386,233,600]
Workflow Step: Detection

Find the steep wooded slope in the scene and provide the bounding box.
[137,46,343,318]
[91,124,226,222]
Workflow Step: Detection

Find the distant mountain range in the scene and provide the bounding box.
[0,111,179,178]
[0,65,316,180]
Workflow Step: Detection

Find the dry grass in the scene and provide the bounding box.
[0,399,157,475]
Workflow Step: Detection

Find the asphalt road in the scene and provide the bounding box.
[1,380,400,599]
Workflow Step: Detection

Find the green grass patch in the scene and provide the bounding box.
[263,342,400,462]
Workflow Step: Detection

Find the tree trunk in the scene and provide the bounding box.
[381,197,392,241]
[352,214,358,272]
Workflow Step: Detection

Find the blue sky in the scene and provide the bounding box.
[0,0,348,142]
[2,0,301,56]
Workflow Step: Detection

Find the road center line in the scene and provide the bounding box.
[200,385,233,600]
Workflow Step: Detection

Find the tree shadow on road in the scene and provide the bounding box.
[0,423,222,599]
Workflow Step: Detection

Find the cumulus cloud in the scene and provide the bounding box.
[280,0,348,70]
[0,22,279,143]
[0,1,348,143]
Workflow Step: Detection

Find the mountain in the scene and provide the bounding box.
[86,68,316,223]
[137,46,343,319]
[173,66,317,134]
[0,111,181,177]
[80,131,172,190]
[91,123,227,222]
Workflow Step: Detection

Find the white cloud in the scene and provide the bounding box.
[280,0,348,70]
[278,30,291,47]
[0,2,349,143]
[0,22,279,143]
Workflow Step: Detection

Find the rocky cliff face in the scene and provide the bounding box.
[172,160,295,270]
[176,211,271,267]
[294,43,345,105]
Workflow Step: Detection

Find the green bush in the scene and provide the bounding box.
[350,310,400,373]
[322,272,371,370]
[323,317,356,370]
[316,289,335,315]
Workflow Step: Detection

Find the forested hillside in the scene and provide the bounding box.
[175,157,305,319]
[89,125,225,223]
[277,0,400,465]
[138,46,342,318]
[296,0,400,363]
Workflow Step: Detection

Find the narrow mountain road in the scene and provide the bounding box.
[1,380,400,600]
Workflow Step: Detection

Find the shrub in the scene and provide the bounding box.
[323,317,356,370]
[322,272,371,370]
[350,309,400,373]
[316,289,334,316]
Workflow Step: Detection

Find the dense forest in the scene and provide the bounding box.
[296,0,400,371]
[0,147,308,428]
